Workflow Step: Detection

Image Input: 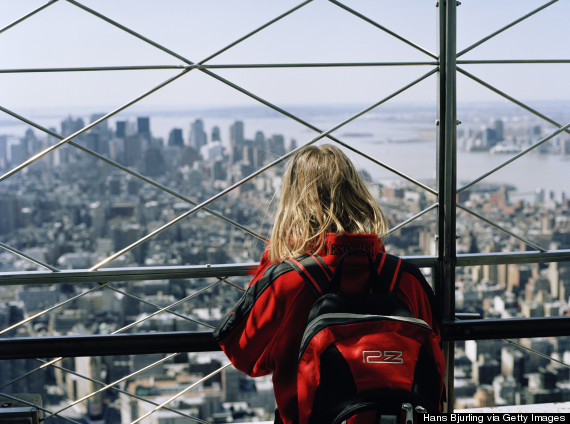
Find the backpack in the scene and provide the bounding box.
[286,249,445,424]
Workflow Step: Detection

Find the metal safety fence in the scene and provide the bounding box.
[1,0,570,422]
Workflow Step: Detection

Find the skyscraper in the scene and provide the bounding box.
[137,117,151,138]
[189,119,207,151]
[168,128,184,147]
[116,121,128,138]
[230,120,244,164]
[253,131,267,167]
[61,116,85,138]
[0,135,7,167]
[268,134,286,157]
[492,119,504,143]
[123,135,142,167]
[90,113,109,135]
[482,127,497,149]
[211,126,221,142]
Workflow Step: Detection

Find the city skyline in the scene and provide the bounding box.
[1,106,568,272]
[3,100,570,199]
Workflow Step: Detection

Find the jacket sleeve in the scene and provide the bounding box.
[212,253,309,377]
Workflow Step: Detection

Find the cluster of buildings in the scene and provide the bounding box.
[452,178,570,409]
[458,117,570,155]
[0,114,294,423]
[0,112,569,421]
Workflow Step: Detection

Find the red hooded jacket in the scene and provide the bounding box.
[213,233,440,423]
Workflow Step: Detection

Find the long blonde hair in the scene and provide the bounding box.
[269,144,388,262]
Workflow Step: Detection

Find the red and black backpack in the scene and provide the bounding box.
[286,249,445,424]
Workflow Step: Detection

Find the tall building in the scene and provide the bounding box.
[89,113,109,135]
[289,138,298,152]
[61,116,85,137]
[528,125,542,143]
[0,135,8,166]
[254,130,265,147]
[482,127,497,149]
[0,194,21,234]
[492,119,504,142]
[20,128,36,156]
[229,120,244,164]
[137,117,151,138]
[252,130,267,167]
[562,136,570,156]
[123,135,143,167]
[116,120,128,138]
[548,261,570,301]
[10,141,29,166]
[190,119,207,151]
[143,146,166,177]
[168,128,184,147]
[268,134,286,157]
[211,125,221,142]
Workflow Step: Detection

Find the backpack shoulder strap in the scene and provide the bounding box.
[376,253,404,294]
[378,254,442,324]
[285,253,333,296]
[398,258,441,324]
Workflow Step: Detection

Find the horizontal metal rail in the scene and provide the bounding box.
[457,59,570,65]
[0,61,438,73]
[0,65,185,73]
[2,250,570,286]
[443,317,570,341]
[0,263,257,285]
[3,315,570,360]
[455,249,570,266]
[0,331,208,360]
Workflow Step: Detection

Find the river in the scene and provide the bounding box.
[1,104,568,201]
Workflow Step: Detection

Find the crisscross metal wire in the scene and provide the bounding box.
[0,281,244,424]
[1,0,440,272]
[0,2,440,420]
[449,0,570,255]
[0,0,570,420]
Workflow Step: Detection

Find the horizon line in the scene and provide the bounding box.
[5,98,570,116]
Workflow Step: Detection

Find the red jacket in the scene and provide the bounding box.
[213,233,440,423]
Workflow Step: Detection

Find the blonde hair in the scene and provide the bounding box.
[269,144,388,263]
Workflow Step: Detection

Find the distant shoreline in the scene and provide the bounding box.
[5,99,570,119]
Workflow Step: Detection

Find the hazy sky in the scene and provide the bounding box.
[0,0,568,113]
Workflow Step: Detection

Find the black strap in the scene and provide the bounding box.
[285,254,333,296]
[377,253,403,293]
[288,251,405,297]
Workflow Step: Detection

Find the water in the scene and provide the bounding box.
[146,109,569,201]
[1,105,568,201]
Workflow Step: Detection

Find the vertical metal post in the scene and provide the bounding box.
[436,0,457,413]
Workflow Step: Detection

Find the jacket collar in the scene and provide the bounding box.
[316,233,385,266]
